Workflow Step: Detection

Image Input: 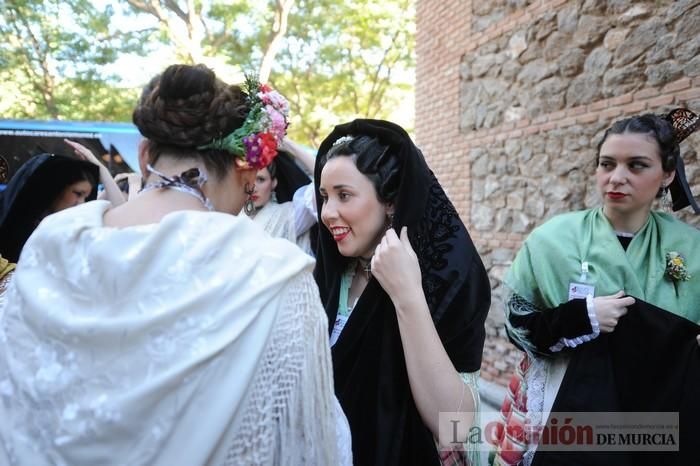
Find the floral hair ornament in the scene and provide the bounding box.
[332,135,355,147]
[198,74,289,170]
[665,251,691,282]
[663,108,700,213]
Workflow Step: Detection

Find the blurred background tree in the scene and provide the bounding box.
[0,0,147,120]
[0,0,415,147]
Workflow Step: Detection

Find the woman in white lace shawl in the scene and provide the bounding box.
[247,138,318,256]
[0,64,349,466]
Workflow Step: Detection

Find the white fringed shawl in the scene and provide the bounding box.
[253,201,312,256]
[0,201,341,466]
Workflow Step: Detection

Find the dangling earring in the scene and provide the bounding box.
[271,190,278,204]
[244,182,255,215]
[661,184,672,210]
[386,212,395,230]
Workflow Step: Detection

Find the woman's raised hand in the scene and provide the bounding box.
[593,291,635,333]
[371,226,422,306]
[65,139,127,206]
[64,139,103,167]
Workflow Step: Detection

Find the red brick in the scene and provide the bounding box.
[511,10,525,21]
[601,107,623,120]
[633,87,659,100]
[588,100,609,111]
[567,106,587,117]
[540,121,556,131]
[532,115,548,124]
[662,77,692,93]
[524,125,540,135]
[558,117,577,128]
[577,113,599,124]
[646,94,675,108]
[676,87,700,102]
[609,94,633,106]
[549,110,566,121]
[622,101,647,113]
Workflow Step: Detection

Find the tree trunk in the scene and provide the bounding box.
[258,0,295,82]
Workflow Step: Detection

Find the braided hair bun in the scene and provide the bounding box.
[133,64,249,148]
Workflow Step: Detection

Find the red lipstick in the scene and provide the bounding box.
[607,192,626,200]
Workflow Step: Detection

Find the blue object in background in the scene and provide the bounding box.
[0,119,141,173]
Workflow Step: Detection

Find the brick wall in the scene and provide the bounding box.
[416,0,700,387]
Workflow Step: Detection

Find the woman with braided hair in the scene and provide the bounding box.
[0,64,349,465]
[314,119,491,466]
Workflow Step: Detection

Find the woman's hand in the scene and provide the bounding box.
[593,291,635,333]
[371,226,422,308]
[278,137,315,175]
[114,172,143,201]
[64,139,103,167]
[65,139,127,206]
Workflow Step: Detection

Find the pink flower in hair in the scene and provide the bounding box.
[267,105,287,139]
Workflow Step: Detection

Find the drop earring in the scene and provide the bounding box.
[244,183,255,215]
[661,184,672,210]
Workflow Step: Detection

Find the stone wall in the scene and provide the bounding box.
[417,0,700,388]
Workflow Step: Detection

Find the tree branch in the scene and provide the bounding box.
[164,0,188,22]
[258,0,295,82]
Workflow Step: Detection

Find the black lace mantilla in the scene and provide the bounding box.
[412,174,467,322]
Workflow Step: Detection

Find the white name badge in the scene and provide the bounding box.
[329,313,349,347]
[568,282,595,301]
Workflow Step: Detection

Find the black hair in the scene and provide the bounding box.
[320,135,402,204]
[264,159,277,179]
[0,154,99,262]
[597,113,679,173]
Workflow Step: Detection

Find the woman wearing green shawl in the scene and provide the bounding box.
[490,109,700,466]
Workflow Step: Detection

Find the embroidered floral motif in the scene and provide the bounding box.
[412,176,462,319]
[665,251,691,282]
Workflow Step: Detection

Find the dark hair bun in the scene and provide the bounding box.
[158,64,216,100]
[132,64,249,148]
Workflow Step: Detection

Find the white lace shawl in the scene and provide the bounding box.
[253,199,313,256]
[254,201,297,245]
[0,201,342,466]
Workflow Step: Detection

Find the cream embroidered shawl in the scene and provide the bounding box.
[253,201,312,256]
[0,201,340,466]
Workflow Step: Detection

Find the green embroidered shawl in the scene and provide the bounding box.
[505,208,700,324]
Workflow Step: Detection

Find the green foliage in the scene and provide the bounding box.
[0,0,415,146]
[0,0,149,120]
[273,0,415,145]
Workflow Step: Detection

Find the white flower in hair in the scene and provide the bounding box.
[332,135,354,147]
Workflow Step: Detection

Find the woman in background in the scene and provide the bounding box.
[492,109,700,466]
[248,137,318,255]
